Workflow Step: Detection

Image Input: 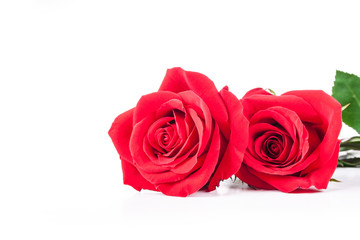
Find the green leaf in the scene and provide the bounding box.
[338,158,360,167]
[338,160,345,167]
[343,136,360,143]
[332,70,360,134]
[330,178,341,182]
[340,136,360,151]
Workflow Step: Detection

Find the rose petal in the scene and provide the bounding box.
[208,87,249,190]
[187,108,206,153]
[143,137,161,163]
[147,116,174,153]
[130,113,172,172]
[250,107,299,140]
[242,88,273,98]
[247,122,290,161]
[304,123,322,154]
[283,90,342,168]
[179,90,213,155]
[246,165,311,192]
[108,108,135,163]
[121,160,157,191]
[156,124,221,197]
[242,92,322,124]
[163,125,179,151]
[160,144,199,168]
[173,109,188,142]
[245,141,340,192]
[304,140,340,189]
[236,164,275,190]
[133,91,181,124]
[245,106,310,173]
[159,67,230,138]
[138,167,190,185]
[155,98,185,118]
[170,153,203,174]
[163,126,198,161]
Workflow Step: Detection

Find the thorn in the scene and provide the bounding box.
[342,103,350,111]
[265,88,276,95]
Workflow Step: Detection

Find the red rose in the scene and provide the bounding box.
[109,68,248,197]
[236,88,342,192]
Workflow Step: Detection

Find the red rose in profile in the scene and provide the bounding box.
[109,68,248,197]
[236,88,342,192]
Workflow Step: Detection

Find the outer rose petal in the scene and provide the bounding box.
[305,140,341,190]
[283,90,341,125]
[108,108,134,162]
[241,92,321,123]
[246,166,310,192]
[207,87,249,190]
[121,160,157,191]
[242,88,272,98]
[109,109,158,192]
[159,67,230,139]
[236,165,276,190]
[156,124,221,197]
[283,90,342,169]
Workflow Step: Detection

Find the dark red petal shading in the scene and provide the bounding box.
[244,141,340,192]
[247,123,290,161]
[108,108,135,163]
[159,67,230,139]
[208,87,249,190]
[121,160,157,192]
[245,106,311,174]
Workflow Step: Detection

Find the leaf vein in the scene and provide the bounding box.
[344,82,360,107]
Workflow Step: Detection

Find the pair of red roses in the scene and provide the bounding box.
[109,68,342,197]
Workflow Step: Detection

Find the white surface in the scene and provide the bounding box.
[1,1,360,239]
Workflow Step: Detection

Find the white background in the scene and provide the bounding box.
[1,0,360,239]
